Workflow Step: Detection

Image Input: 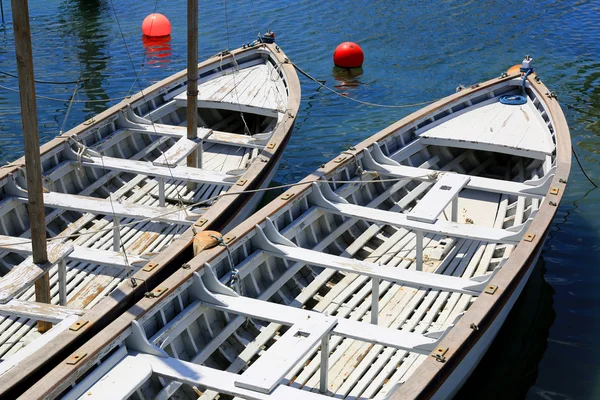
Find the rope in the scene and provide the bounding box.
[500,68,533,106]
[3,175,429,248]
[210,234,241,294]
[0,69,86,85]
[0,83,131,103]
[59,80,80,135]
[572,147,598,188]
[291,62,439,109]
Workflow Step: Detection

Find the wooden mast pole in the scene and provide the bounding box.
[11,0,51,332]
[186,0,199,179]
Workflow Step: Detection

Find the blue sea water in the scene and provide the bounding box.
[0,0,599,398]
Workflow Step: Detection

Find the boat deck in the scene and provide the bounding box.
[174,63,288,117]
[418,97,554,160]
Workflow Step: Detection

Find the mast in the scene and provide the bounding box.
[11,0,52,332]
[186,0,199,177]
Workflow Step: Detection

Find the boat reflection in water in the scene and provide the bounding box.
[456,258,555,399]
[142,35,173,68]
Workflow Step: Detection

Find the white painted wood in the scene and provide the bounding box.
[202,292,442,354]
[127,123,267,149]
[408,174,471,223]
[418,97,553,159]
[174,63,286,117]
[153,137,201,167]
[363,150,552,198]
[0,242,73,303]
[234,317,336,394]
[13,191,199,226]
[254,226,491,295]
[0,299,82,323]
[76,353,153,400]
[0,315,78,378]
[80,154,234,186]
[136,353,330,400]
[308,183,526,244]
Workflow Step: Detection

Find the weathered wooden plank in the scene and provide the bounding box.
[0,242,73,303]
[80,154,234,186]
[13,191,200,226]
[0,299,82,323]
[153,137,201,167]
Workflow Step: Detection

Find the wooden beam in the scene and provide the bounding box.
[0,299,83,323]
[308,183,527,245]
[0,234,146,269]
[10,0,51,331]
[11,191,202,226]
[77,154,234,186]
[0,241,73,303]
[187,0,199,171]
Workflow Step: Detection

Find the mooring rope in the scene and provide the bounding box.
[291,61,440,109]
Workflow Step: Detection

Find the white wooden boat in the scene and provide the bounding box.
[23,61,569,399]
[0,41,300,395]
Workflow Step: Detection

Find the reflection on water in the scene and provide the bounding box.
[332,66,364,90]
[456,259,555,399]
[58,0,110,116]
[142,35,173,68]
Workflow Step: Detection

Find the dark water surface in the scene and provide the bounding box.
[1,1,599,398]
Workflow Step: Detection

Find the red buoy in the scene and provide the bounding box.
[142,13,171,37]
[333,42,364,68]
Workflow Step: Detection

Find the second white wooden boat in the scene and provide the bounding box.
[21,58,569,399]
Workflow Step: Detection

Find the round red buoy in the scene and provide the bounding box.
[142,13,171,37]
[333,42,364,68]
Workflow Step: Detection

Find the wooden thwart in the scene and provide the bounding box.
[308,182,528,245]
[0,234,145,269]
[253,219,495,296]
[363,145,553,198]
[0,299,82,323]
[12,191,200,226]
[0,241,73,303]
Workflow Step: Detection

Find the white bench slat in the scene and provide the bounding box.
[308,183,524,245]
[136,354,330,400]
[0,241,73,303]
[253,224,488,296]
[0,234,145,269]
[0,299,83,323]
[153,137,201,167]
[203,291,440,354]
[235,317,336,394]
[126,123,266,149]
[13,192,198,226]
[363,147,551,198]
[82,154,233,186]
[75,354,153,400]
[407,174,470,223]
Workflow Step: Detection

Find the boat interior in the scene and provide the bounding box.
[0,46,291,369]
[58,77,558,399]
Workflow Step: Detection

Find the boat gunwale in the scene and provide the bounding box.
[0,42,301,399]
[21,72,568,399]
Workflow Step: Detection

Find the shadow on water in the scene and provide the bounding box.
[456,257,555,400]
[58,0,111,116]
